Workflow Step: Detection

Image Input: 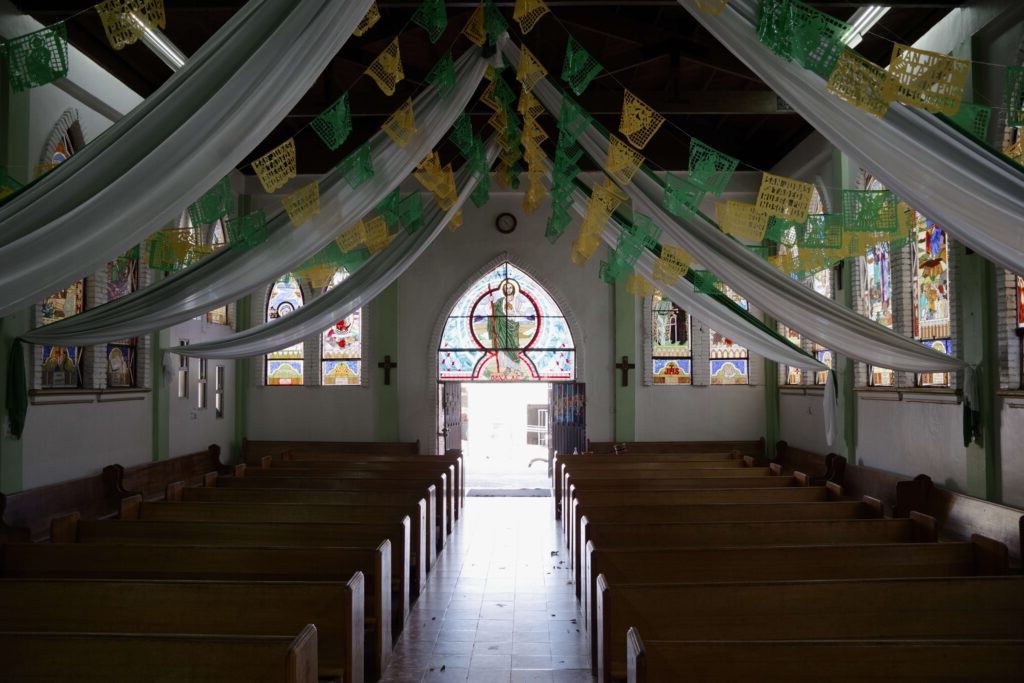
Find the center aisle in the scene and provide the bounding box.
[380,497,592,683]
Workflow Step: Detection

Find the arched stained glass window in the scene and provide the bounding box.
[912,212,951,387]
[810,269,834,385]
[860,176,895,386]
[651,291,691,384]
[265,276,304,386]
[41,281,84,388]
[321,270,362,386]
[710,285,749,385]
[438,261,575,382]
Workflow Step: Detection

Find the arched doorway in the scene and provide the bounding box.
[435,260,581,491]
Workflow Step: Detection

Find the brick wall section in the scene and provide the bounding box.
[996,268,1020,390]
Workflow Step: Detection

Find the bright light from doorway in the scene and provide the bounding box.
[462,383,551,491]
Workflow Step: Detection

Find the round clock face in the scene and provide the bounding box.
[496,212,517,234]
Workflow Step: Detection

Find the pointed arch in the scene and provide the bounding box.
[264,275,306,386]
[434,258,579,382]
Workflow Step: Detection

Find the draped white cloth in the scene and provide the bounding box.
[502,40,965,373]
[25,42,497,347]
[0,0,374,318]
[175,142,499,359]
[680,0,1024,276]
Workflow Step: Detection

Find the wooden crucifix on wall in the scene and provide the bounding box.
[378,355,397,385]
[616,355,635,387]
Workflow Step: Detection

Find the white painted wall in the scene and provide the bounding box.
[998,398,1024,508]
[779,392,830,455]
[168,319,237,457]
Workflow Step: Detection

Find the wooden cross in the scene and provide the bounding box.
[377,355,397,385]
[616,355,636,387]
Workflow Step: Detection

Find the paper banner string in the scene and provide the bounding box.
[605,134,645,186]
[798,214,844,250]
[652,244,692,286]
[446,208,465,231]
[888,43,969,116]
[948,101,992,142]
[337,142,375,188]
[365,215,391,253]
[281,180,320,228]
[689,137,738,196]
[366,37,404,96]
[96,0,166,50]
[1006,66,1024,128]
[412,0,447,44]
[826,48,892,118]
[400,192,424,234]
[755,172,815,223]
[311,92,352,151]
[6,22,69,92]
[626,273,657,297]
[252,138,297,194]
[188,176,235,226]
[842,189,900,233]
[695,0,730,15]
[354,1,381,37]
[484,0,509,46]
[225,210,268,250]
[426,50,456,99]
[462,4,487,47]
[513,0,550,34]
[619,89,665,150]
[382,98,417,148]
[337,220,369,253]
[717,200,770,242]
[516,45,548,94]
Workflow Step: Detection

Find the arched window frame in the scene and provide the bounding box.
[264,275,308,387]
[320,269,364,386]
[648,290,693,385]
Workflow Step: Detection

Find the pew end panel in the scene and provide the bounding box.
[971,533,1011,575]
[909,511,938,542]
[625,627,646,683]
[345,571,366,683]
[165,480,185,501]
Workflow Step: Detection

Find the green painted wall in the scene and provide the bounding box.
[763,314,779,460]
[233,295,251,463]
[613,276,636,441]
[150,326,170,461]
[374,281,400,441]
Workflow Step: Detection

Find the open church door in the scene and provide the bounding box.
[550,382,586,459]
[439,382,462,455]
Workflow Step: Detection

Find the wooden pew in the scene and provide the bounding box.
[0,576,365,683]
[219,472,448,555]
[1,540,391,677]
[250,461,459,532]
[552,452,743,519]
[597,575,1024,683]
[625,629,1024,683]
[271,455,464,524]
[585,438,764,456]
[578,514,937,594]
[50,512,412,629]
[0,626,319,683]
[175,483,438,576]
[584,536,1009,664]
[570,496,882,602]
[242,439,420,464]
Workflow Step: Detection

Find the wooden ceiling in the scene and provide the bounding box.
[17,1,960,174]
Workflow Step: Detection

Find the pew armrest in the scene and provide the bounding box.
[970,534,1010,575]
[287,624,319,683]
[909,511,938,542]
[626,627,646,683]
[49,511,80,543]
[118,494,143,520]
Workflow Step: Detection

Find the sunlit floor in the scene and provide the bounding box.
[462,439,551,490]
[379,498,591,683]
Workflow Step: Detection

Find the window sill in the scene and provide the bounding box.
[30,387,151,406]
[854,386,960,405]
[779,386,826,396]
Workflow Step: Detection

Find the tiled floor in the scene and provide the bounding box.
[380,498,592,683]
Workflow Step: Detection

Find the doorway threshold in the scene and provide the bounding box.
[467,488,551,497]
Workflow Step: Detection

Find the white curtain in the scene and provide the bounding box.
[25,42,498,347]
[175,141,498,359]
[0,0,374,318]
[503,40,964,373]
[680,0,1024,276]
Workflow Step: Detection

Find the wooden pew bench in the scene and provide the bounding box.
[596,575,1024,683]
[253,460,459,530]
[275,453,464,519]
[583,536,1009,664]
[175,483,438,577]
[0,626,319,683]
[1,540,391,677]
[50,511,412,630]
[217,472,448,556]
[578,514,937,593]
[0,576,365,683]
[625,629,1024,683]
[569,495,877,585]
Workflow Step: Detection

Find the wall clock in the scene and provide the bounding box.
[495,212,517,234]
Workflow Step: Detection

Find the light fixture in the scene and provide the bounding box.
[130,13,186,70]
[841,5,891,50]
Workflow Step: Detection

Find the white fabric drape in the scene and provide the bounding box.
[175,142,498,359]
[680,0,1024,276]
[502,40,965,373]
[0,0,374,318]
[25,43,497,347]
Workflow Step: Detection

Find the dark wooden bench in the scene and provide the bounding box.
[1,540,391,677]
[0,576,365,683]
[242,439,420,464]
[50,511,411,629]
[0,626,320,683]
[584,536,1009,665]
[175,483,438,576]
[626,629,1024,683]
[585,438,764,456]
[218,471,448,555]
[597,575,1024,683]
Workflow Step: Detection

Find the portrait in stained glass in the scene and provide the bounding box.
[651,291,691,385]
[815,349,834,385]
[783,326,802,385]
[107,248,138,302]
[438,261,575,382]
[321,270,362,386]
[106,342,136,388]
[41,281,84,388]
[709,285,749,385]
[1017,276,1024,329]
[266,276,304,386]
[912,211,951,386]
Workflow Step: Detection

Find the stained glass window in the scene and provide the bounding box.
[651,291,691,385]
[810,269,834,385]
[710,285,749,385]
[106,246,139,387]
[1017,275,1024,329]
[438,261,575,382]
[861,176,894,386]
[40,281,84,388]
[912,211,951,387]
[265,276,304,386]
[206,222,230,325]
[783,326,803,385]
[321,270,362,386]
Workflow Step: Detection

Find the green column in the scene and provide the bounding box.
[956,245,999,500]
[613,276,636,441]
[833,149,857,463]
[374,281,400,441]
[762,316,779,460]
[233,295,251,463]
